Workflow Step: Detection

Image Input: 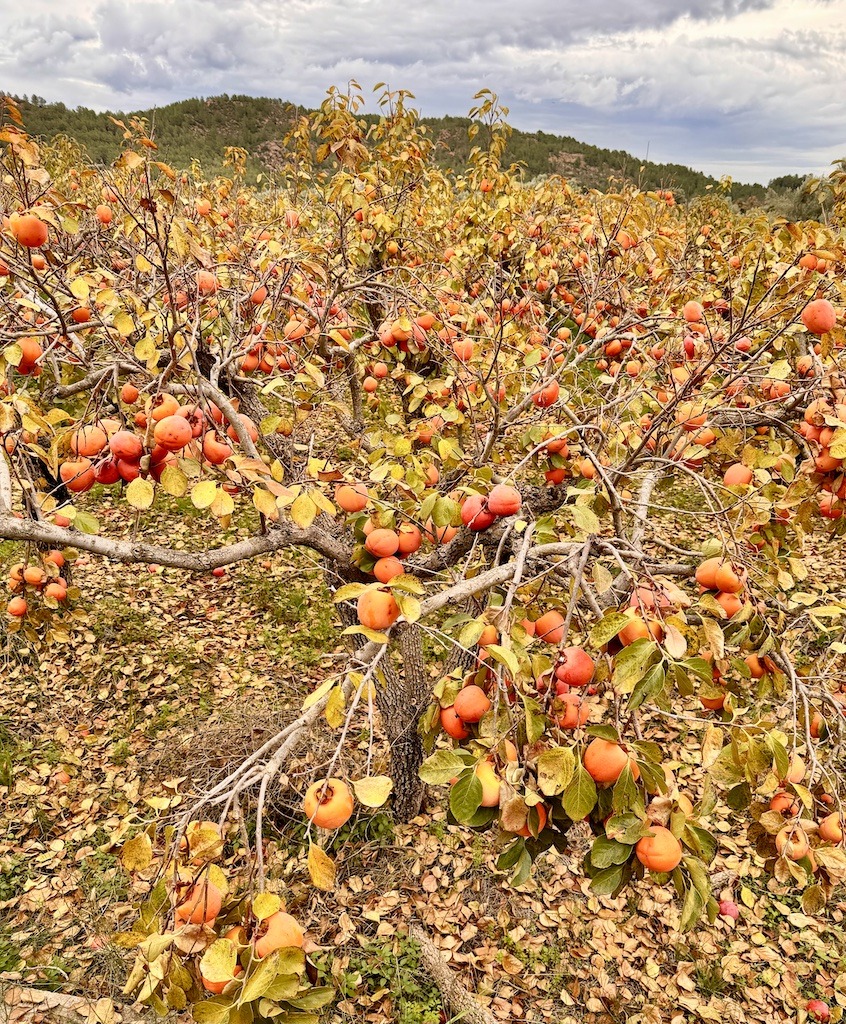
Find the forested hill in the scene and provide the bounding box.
[3,92,810,205]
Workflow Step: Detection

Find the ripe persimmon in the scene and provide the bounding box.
[254,911,304,957]
[373,556,404,583]
[202,431,233,465]
[71,425,108,457]
[453,684,491,723]
[555,647,595,687]
[535,610,566,644]
[487,484,522,517]
[60,458,95,493]
[335,483,369,513]
[154,415,193,452]
[516,802,548,837]
[818,813,843,843]
[775,823,810,860]
[365,528,400,558]
[723,464,752,486]
[714,562,744,594]
[109,430,143,461]
[12,214,48,248]
[461,494,496,531]
[396,522,422,555]
[440,706,470,739]
[175,879,222,924]
[801,299,836,335]
[583,738,639,787]
[556,692,589,729]
[636,825,683,872]
[475,761,501,807]
[357,588,400,630]
[303,778,354,829]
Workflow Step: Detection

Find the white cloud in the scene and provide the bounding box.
[0,0,843,181]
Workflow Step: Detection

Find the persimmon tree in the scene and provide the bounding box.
[2,85,846,1021]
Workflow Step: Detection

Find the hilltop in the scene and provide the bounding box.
[4,92,814,206]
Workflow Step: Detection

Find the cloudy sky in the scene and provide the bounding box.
[1,0,844,183]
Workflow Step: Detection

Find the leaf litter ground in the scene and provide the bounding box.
[0,496,844,1024]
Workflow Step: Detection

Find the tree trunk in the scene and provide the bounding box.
[374,623,430,821]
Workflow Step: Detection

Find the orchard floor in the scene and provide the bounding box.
[0,495,844,1024]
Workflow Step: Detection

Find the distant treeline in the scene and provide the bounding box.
[2,92,821,213]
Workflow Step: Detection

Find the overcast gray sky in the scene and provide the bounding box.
[1,0,844,183]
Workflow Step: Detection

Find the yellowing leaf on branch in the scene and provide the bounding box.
[191,481,217,509]
[126,477,155,510]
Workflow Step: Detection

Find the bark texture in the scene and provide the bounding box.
[408,926,497,1024]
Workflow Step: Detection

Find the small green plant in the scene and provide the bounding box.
[110,739,132,766]
[340,937,442,1024]
[0,856,30,902]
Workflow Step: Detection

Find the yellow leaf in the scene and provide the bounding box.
[324,686,346,728]
[307,844,336,891]
[69,277,90,301]
[135,254,153,273]
[113,311,135,337]
[126,477,155,510]
[121,832,152,872]
[290,492,317,529]
[160,464,188,497]
[210,489,235,518]
[252,486,279,520]
[252,892,281,921]
[353,775,393,808]
[199,939,237,984]
[191,481,217,509]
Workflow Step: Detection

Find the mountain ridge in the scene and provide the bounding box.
[3,92,813,205]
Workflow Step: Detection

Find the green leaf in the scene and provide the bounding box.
[432,496,460,528]
[562,762,597,820]
[589,864,627,896]
[459,619,486,649]
[510,848,533,886]
[679,880,706,931]
[395,593,421,623]
[536,747,575,797]
[590,836,633,868]
[496,838,526,872]
[486,644,520,678]
[285,987,335,1010]
[613,639,658,692]
[389,573,425,595]
[611,762,639,814]
[419,750,471,785]
[628,663,665,712]
[332,582,369,603]
[238,951,279,1003]
[126,477,155,510]
[589,612,631,648]
[449,771,483,823]
[584,724,619,742]
[263,974,303,1001]
[192,998,232,1024]
[570,503,600,535]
